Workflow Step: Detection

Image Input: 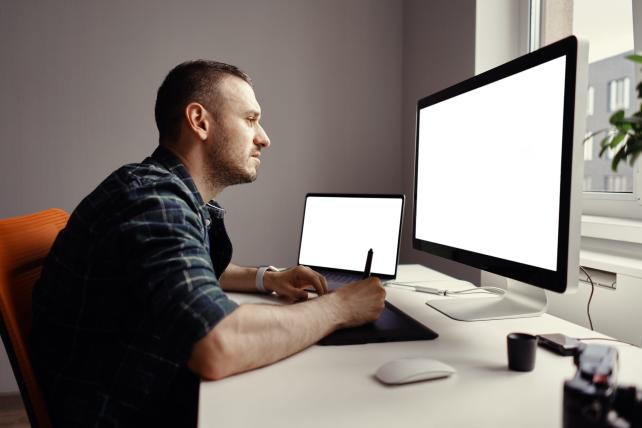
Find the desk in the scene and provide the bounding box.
[199,265,642,428]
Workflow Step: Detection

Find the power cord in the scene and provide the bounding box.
[579,266,595,331]
[444,287,506,296]
[385,281,506,297]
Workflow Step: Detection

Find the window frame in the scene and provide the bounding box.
[533,0,642,220]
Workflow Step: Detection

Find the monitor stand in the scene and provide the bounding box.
[425,271,548,321]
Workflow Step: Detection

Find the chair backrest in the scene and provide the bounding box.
[0,208,69,428]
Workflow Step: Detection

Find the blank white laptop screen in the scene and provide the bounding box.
[298,195,404,277]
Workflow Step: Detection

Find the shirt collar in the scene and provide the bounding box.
[148,145,226,219]
[205,201,226,219]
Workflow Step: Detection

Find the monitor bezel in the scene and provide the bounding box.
[412,36,580,294]
[297,193,405,280]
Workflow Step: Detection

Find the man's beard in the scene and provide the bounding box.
[204,134,257,190]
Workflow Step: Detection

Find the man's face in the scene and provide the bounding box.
[204,76,270,188]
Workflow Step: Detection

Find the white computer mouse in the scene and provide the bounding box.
[375,357,456,385]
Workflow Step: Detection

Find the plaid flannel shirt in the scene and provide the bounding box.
[30,146,237,427]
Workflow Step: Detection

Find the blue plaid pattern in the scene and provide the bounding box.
[30,146,237,427]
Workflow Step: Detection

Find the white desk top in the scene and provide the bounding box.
[199,264,642,428]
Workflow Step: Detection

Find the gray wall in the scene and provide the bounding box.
[0,0,403,268]
[0,0,489,283]
[0,0,482,393]
[400,0,479,283]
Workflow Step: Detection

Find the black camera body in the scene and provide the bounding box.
[563,344,642,428]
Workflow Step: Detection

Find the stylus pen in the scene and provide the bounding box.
[362,248,373,279]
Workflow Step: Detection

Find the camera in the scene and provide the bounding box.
[563,344,642,428]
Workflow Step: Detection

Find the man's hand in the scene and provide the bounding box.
[329,277,386,328]
[264,265,328,301]
[189,273,385,381]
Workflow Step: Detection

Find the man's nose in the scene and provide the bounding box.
[255,125,271,148]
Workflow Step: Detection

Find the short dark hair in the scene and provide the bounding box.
[154,60,252,143]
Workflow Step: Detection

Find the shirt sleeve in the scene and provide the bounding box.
[118,179,238,365]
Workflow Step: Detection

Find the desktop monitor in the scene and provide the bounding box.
[413,36,588,321]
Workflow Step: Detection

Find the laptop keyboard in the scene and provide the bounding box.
[320,271,365,291]
[323,271,361,285]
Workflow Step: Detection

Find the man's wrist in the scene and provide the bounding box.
[323,292,348,329]
[262,270,279,293]
[255,266,280,293]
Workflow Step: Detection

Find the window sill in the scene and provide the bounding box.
[580,215,642,278]
[581,215,642,244]
[580,249,642,279]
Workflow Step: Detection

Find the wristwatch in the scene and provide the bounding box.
[256,265,281,293]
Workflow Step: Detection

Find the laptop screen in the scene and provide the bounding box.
[297,194,404,278]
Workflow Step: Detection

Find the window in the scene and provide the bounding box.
[605,175,629,192]
[532,0,642,218]
[587,85,594,115]
[608,77,631,112]
[584,132,593,161]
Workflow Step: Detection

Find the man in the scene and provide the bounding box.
[30,60,385,427]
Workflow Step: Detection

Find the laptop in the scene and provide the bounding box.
[297,193,438,345]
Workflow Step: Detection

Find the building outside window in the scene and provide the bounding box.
[577,2,635,194]
[605,175,628,192]
[569,0,636,194]
[586,85,594,115]
[608,77,631,112]
[584,132,593,161]
[532,0,641,219]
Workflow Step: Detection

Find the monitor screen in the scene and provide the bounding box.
[298,194,404,278]
[413,36,586,295]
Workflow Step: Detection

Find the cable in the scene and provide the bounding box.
[445,287,506,296]
[579,266,595,331]
[385,282,506,297]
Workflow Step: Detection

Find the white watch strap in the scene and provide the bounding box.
[256,266,277,293]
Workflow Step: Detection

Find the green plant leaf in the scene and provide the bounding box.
[633,111,642,134]
[628,138,642,151]
[626,138,642,166]
[598,53,642,171]
[609,110,625,125]
[599,146,609,158]
[611,146,627,171]
[609,109,633,132]
[620,116,642,124]
[615,122,633,133]
[599,136,611,157]
[626,54,642,64]
[609,132,627,149]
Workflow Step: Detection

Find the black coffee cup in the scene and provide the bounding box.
[507,332,538,372]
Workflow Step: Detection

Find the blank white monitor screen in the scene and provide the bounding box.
[298,195,404,277]
[415,56,566,271]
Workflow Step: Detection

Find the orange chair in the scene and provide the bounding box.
[0,208,69,428]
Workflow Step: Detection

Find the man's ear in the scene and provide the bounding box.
[185,102,211,141]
